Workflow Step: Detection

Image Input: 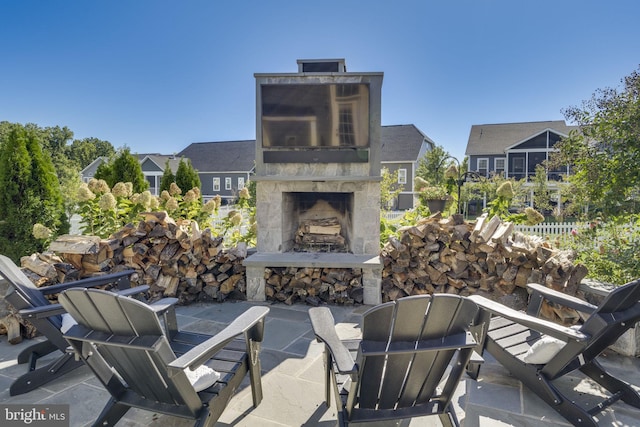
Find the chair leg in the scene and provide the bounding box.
[194,407,215,427]
[438,408,459,427]
[10,353,83,396]
[16,340,58,365]
[580,360,640,408]
[247,340,263,408]
[91,398,130,427]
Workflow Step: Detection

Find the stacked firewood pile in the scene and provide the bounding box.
[294,218,347,252]
[264,266,363,305]
[380,213,588,324]
[15,212,248,305]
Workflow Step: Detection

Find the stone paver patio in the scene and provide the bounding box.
[1,300,640,426]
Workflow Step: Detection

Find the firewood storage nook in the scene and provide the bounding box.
[244,59,384,305]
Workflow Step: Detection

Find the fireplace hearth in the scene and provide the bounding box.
[243,59,384,305]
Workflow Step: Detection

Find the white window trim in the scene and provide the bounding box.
[225,177,232,190]
[477,158,489,176]
[238,177,245,189]
[213,177,220,191]
[397,168,407,184]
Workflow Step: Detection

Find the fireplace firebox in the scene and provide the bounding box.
[284,192,352,253]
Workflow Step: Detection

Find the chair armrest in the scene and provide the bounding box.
[527,283,598,315]
[468,295,589,342]
[19,303,67,319]
[39,270,136,295]
[149,298,179,315]
[309,307,356,374]
[168,306,269,373]
[18,286,150,320]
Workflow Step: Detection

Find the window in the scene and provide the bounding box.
[238,177,245,190]
[513,157,525,173]
[213,178,220,192]
[477,158,489,177]
[338,106,355,146]
[397,168,407,184]
[225,177,232,190]
[494,158,506,176]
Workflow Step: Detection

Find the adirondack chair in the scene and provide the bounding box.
[309,294,481,427]
[59,287,269,427]
[0,254,147,396]
[468,280,640,427]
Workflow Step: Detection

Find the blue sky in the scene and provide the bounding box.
[1,1,639,162]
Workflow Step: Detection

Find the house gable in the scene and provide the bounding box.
[506,129,569,151]
[140,157,163,172]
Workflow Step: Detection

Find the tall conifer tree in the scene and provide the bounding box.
[0,124,69,261]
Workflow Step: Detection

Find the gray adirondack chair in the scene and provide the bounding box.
[309,294,481,427]
[59,287,269,427]
[469,280,640,427]
[0,254,143,395]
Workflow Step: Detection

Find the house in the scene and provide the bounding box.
[80,125,432,207]
[380,124,435,210]
[80,154,182,196]
[177,140,256,203]
[465,120,577,182]
[79,157,108,183]
[139,154,183,195]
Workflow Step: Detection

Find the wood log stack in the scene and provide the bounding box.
[380,213,588,324]
[264,266,363,306]
[294,217,347,252]
[10,212,249,306]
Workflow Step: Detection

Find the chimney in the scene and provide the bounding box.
[297,58,346,73]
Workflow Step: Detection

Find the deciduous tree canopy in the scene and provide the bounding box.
[552,65,640,217]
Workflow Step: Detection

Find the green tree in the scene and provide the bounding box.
[94,160,114,185]
[380,167,403,210]
[175,158,201,194]
[416,144,452,186]
[532,164,552,214]
[551,65,640,217]
[159,159,176,193]
[96,148,148,193]
[0,124,69,262]
[67,137,115,169]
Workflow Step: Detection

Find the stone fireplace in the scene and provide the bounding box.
[244,59,383,305]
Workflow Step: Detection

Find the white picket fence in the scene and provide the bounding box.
[513,222,582,237]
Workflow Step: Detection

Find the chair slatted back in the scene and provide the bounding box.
[0,255,62,328]
[59,288,201,414]
[545,278,640,378]
[355,294,478,412]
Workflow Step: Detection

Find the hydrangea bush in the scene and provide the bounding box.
[69,178,255,247]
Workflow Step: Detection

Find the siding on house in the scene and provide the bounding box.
[380,125,434,210]
[178,140,255,202]
[465,120,577,182]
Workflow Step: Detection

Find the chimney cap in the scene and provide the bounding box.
[297,59,346,73]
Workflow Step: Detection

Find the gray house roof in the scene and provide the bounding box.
[465,120,578,156]
[178,140,256,172]
[178,126,429,172]
[381,124,434,162]
[137,154,182,173]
